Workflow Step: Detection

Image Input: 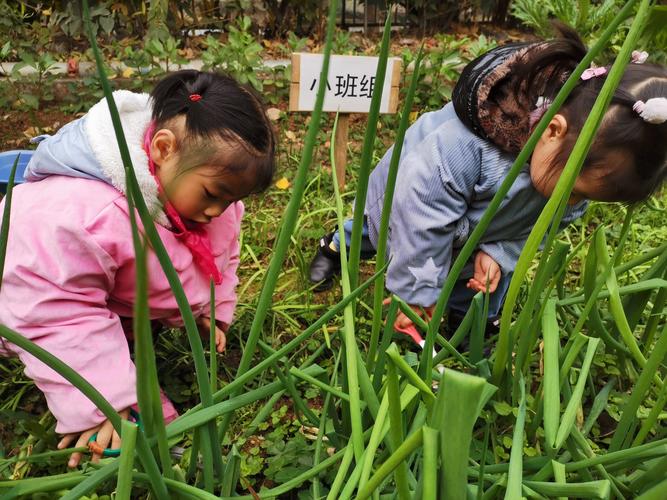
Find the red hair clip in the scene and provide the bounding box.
[189,93,202,102]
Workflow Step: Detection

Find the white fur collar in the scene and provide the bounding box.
[84,90,169,226]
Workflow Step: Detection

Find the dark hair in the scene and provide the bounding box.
[149,70,275,193]
[516,25,667,203]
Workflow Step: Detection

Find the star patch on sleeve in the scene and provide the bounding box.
[407,257,442,290]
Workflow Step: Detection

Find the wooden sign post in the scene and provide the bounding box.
[289,53,402,188]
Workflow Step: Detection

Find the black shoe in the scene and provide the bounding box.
[309,233,341,291]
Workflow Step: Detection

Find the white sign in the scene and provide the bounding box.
[289,53,401,114]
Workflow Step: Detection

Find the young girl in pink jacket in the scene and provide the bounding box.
[0,70,275,466]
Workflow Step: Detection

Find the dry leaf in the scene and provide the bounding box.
[300,425,326,441]
[266,107,281,121]
[285,130,297,142]
[122,67,135,78]
[180,48,195,59]
[275,177,290,190]
[22,126,38,139]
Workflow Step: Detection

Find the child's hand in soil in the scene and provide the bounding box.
[467,250,501,293]
[57,407,130,468]
[198,317,228,353]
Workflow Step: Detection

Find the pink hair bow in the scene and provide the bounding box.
[631,50,648,64]
[581,66,607,81]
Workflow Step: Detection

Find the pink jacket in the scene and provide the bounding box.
[0,91,243,433]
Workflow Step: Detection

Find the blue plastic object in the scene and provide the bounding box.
[0,150,32,194]
[88,409,142,457]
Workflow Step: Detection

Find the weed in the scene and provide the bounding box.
[201,16,264,91]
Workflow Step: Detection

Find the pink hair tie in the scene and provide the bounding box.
[189,93,202,102]
[581,66,607,81]
[631,50,648,64]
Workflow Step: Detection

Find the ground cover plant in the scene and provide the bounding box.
[1,0,667,498]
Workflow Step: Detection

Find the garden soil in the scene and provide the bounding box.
[0,108,76,151]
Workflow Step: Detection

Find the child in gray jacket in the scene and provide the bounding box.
[309,26,667,331]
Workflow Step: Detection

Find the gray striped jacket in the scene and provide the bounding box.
[364,103,587,307]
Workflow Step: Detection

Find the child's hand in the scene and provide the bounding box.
[383,298,434,331]
[198,317,228,353]
[467,251,501,293]
[57,408,130,468]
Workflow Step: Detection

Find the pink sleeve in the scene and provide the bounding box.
[214,202,243,325]
[1,211,137,434]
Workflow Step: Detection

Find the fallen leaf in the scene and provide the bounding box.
[122,67,135,78]
[22,126,38,138]
[285,130,297,142]
[266,107,281,121]
[275,177,290,190]
[180,48,195,59]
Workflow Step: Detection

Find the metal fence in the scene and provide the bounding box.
[338,1,488,33]
[339,0,411,30]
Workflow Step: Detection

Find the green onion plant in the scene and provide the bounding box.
[0,0,665,498]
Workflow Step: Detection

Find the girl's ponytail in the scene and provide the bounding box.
[150,69,203,122]
[512,22,587,105]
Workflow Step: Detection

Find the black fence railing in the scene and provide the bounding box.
[338,1,503,33]
[340,0,410,29]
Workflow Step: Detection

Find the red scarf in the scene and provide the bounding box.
[143,122,223,285]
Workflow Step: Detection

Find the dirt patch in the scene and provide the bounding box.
[0,107,77,151]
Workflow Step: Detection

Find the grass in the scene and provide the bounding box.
[1,0,667,497]
[1,133,666,486]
